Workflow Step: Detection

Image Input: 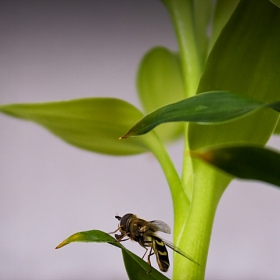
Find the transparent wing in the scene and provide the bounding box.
[149,220,171,234]
[162,238,200,266]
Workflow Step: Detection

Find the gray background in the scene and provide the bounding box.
[1,1,280,279]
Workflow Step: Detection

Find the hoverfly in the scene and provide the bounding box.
[110,213,199,272]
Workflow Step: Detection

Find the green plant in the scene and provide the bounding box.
[1,0,280,279]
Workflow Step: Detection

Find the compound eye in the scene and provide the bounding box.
[120,213,133,231]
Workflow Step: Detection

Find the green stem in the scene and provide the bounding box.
[146,133,190,229]
[161,1,219,279]
[173,161,231,279]
[161,0,202,97]
[161,0,203,191]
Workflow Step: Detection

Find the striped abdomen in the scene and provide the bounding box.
[152,236,169,272]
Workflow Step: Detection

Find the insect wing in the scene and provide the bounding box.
[149,220,171,234]
[162,238,200,266]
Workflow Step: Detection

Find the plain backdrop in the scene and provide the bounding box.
[1,1,280,279]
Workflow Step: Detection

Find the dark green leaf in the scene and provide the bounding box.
[56,230,169,280]
[191,146,280,188]
[122,249,169,280]
[0,98,152,155]
[137,46,185,142]
[270,0,280,8]
[121,91,280,138]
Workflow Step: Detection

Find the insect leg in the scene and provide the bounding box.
[107,225,123,235]
[147,246,154,274]
[142,247,148,260]
[139,239,152,260]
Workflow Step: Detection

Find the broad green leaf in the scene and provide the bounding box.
[209,0,240,50]
[273,120,280,134]
[56,230,169,280]
[137,46,184,142]
[189,0,280,151]
[270,0,280,8]
[191,146,280,188]
[121,91,280,138]
[0,98,152,155]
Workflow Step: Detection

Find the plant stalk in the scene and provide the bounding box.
[173,161,231,279]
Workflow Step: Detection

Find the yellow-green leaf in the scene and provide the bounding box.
[55,230,118,249]
[137,46,185,142]
[0,98,151,155]
[209,0,240,50]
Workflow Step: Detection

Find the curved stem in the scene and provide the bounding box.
[146,133,190,224]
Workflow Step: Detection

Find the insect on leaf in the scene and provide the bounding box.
[55,229,169,280]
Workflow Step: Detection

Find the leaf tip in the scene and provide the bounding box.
[119,132,132,139]
[55,240,69,249]
[189,150,213,163]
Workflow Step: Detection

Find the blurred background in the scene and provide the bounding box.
[1,1,280,279]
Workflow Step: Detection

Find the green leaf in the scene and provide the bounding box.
[55,230,119,249]
[173,1,280,278]
[0,98,152,155]
[273,120,280,134]
[122,248,169,280]
[137,46,185,142]
[121,91,280,138]
[209,0,240,50]
[189,0,280,151]
[270,0,280,8]
[191,145,280,188]
[56,230,169,280]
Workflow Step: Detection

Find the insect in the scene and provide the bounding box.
[110,213,199,272]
